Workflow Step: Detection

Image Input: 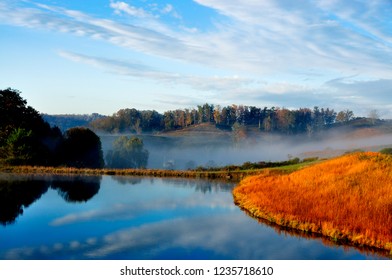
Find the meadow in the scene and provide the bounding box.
[233,152,392,253]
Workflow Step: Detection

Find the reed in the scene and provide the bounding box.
[0,165,265,181]
[233,152,392,253]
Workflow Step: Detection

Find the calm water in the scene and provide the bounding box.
[0,173,388,260]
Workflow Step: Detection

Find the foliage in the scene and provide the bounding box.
[90,108,164,133]
[336,109,354,123]
[194,157,304,172]
[89,104,347,135]
[379,147,392,155]
[0,88,106,168]
[2,128,35,165]
[0,88,62,166]
[106,136,149,169]
[61,127,104,168]
[233,152,392,252]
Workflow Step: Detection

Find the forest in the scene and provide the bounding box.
[0,88,104,168]
[0,88,385,169]
[89,103,357,135]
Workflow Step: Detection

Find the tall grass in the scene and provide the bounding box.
[0,165,263,181]
[233,152,392,253]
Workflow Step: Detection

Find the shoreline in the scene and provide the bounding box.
[0,165,266,181]
[233,194,392,256]
[232,152,392,255]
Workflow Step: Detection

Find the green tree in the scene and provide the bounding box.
[379,148,392,155]
[61,127,104,168]
[106,136,149,168]
[2,128,35,165]
[0,88,62,166]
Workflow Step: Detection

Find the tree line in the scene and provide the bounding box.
[89,103,355,135]
[0,88,104,168]
[1,88,149,169]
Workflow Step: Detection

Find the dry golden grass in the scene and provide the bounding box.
[0,165,261,181]
[233,152,392,253]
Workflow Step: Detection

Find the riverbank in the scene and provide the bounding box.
[0,159,316,181]
[0,165,262,181]
[232,152,392,254]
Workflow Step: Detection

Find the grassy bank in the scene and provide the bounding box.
[233,152,392,254]
[0,165,263,181]
[0,158,317,181]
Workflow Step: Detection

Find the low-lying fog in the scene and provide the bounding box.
[99,132,392,170]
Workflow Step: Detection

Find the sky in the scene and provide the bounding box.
[0,0,391,117]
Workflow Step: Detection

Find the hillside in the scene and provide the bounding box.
[157,123,233,147]
[42,113,104,132]
[233,152,392,253]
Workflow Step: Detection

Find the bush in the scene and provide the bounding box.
[379,148,392,155]
[61,127,104,168]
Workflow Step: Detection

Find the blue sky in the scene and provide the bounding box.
[1,0,391,117]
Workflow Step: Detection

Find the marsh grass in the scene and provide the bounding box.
[233,152,392,253]
[0,165,262,181]
[0,158,319,181]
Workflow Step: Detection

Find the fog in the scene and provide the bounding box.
[99,130,392,170]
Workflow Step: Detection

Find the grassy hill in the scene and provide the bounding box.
[233,152,392,253]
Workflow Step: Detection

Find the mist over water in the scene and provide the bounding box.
[99,131,392,170]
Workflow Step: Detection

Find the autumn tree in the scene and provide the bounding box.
[336,109,354,123]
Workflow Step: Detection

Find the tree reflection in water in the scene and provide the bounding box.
[0,175,49,226]
[0,174,102,224]
[51,175,101,203]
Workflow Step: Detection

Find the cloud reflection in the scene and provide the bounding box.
[50,191,236,226]
[3,213,386,260]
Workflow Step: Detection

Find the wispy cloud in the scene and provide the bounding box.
[0,0,391,115]
[110,1,151,18]
[4,214,372,259]
[2,0,391,76]
[325,77,392,115]
[50,192,235,226]
[58,50,254,93]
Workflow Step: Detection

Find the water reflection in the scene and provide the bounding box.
[240,210,392,259]
[0,175,49,226]
[111,176,142,185]
[52,175,101,203]
[0,174,101,225]
[143,177,235,193]
[3,214,387,260]
[0,175,389,260]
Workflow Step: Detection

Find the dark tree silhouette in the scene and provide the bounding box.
[51,176,101,203]
[61,127,104,168]
[0,88,63,166]
[0,177,49,225]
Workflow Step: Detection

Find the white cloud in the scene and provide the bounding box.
[2,0,391,77]
[58,50,255,93]
[162,4,173,14]
[0,0,391,115]
[110,1,150,18]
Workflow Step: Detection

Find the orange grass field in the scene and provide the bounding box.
[233,152,392,253]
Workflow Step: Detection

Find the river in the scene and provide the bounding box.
[0,174,387,259]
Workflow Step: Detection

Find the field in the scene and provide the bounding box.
[233,152,392,253]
